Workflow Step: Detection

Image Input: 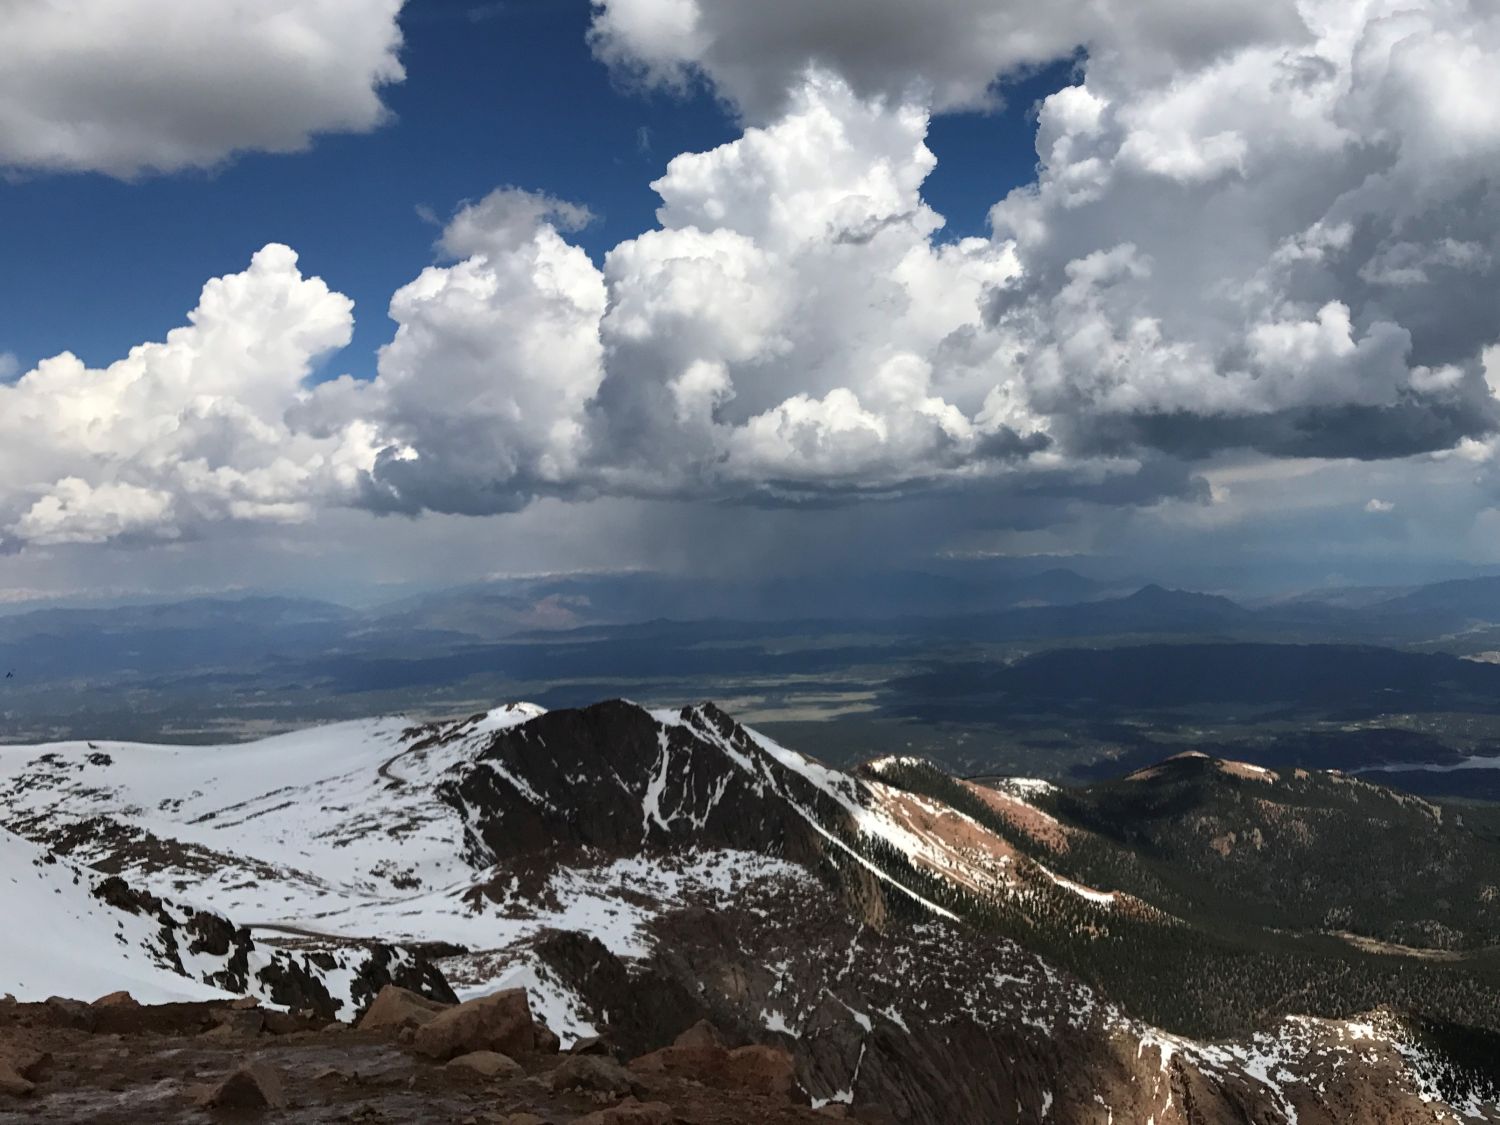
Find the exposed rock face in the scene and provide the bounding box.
[534,931,706,1058]
[439,702,840,869]
[411,989,539,1062]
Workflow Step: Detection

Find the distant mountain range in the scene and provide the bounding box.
[10,570,1500,746]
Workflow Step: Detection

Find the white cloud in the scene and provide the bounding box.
[352,188,610,515]
[987,0,1500,459]
[0,0,406,176]
[347,83,1069,515]
[1365,498,1395,514]
[8,0,1500,556]
[0,245,375,546]
[588,0,1305,120]
[0,352,17,381]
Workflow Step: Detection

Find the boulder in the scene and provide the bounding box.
[196,1062,286,1110]
[91,991,139,1009]
[411,989,535,1062]
[212,1008,265,1037]
[673,1020,723,1051]
[628,1019,727,1078]
[0,1046,49,1083]
[725,1044,797,1100]
[445,1051,524,1080]
[548,1055,640,1098]
[630,1029,797,1103]
[0,1062,33,1099]
[358,985,451,1035]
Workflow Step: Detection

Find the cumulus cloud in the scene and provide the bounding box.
[0,246,376,546]
[345,84,1076,515]
[0,0,406,176]
[988,0,1500,461]
[8,0,1500,554]
[352,188,610,515]
[587,0,1305,120]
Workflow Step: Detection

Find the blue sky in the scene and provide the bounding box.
[0,0,1066,381]
[0,0,1496,602]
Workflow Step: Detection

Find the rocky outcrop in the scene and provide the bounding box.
[411,988,545,1061]
[438,702,843,869]
[358,984,452,1034]
[88,869,456,1021]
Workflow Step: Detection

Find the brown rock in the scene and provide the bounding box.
[43,996,95,1030]
[196,1062,286,1110]
[261,1010,312,1036]
[0,1061,34,1099]
[411,988,535,1062]
[574,1098,673,1125]
[673,1020,723,1051]
[228,997,261,1010]
[549,1054,641,1098]
[91,991,139,1009]
[726,1044,797,1100]
[1,1046,49,1083]
[212,1008,265,1036]
[629,1018,733,1081]
[501,1115,552,1125]
[358,984,451,1035]
[445,1050,524,1080]
[630,1034,797,1102]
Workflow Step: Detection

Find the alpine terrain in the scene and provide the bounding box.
[2,700,1498,1123]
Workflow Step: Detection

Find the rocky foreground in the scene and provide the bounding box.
[0,985,853,1125]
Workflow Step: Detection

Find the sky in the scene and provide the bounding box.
[1,0,1499,605]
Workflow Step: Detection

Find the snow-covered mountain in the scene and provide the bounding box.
[0,824,449,1016]
[1,699,1496,1122]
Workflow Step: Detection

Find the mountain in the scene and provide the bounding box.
[897,641,1500,717]
[0,825,450,1017]
[1372,577,1500,623]
[1032,753,1500,952]
[1,701,1498,1121]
